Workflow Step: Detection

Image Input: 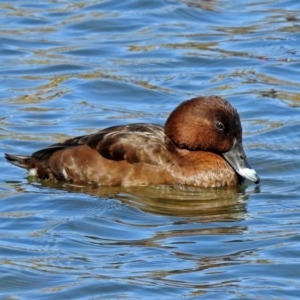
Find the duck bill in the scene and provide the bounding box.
[223,139,260,184]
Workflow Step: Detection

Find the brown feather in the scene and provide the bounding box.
[5,96,259,188]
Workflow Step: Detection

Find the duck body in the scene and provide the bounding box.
[5,96,260,188]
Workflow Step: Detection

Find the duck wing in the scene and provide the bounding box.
[31,123,173,166]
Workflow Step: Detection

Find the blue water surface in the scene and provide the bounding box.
[1,0,300,299]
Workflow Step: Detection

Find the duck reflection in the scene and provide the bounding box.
[33,179,260,220]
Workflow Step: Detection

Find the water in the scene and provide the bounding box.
[1,0,300,299]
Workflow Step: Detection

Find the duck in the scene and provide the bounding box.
[5,96,260,188]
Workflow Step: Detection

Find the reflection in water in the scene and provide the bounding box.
[2,176,294,299]
[30,178,255,220]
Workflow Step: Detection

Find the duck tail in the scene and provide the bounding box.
[5,153,30,169]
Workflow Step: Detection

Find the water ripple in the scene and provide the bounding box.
[1,0,300,299]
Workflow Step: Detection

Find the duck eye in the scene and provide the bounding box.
[215,121,225,131]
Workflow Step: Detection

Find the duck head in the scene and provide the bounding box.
[164,96,260,185]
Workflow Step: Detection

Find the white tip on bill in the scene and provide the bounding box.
[240,168,260,184]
